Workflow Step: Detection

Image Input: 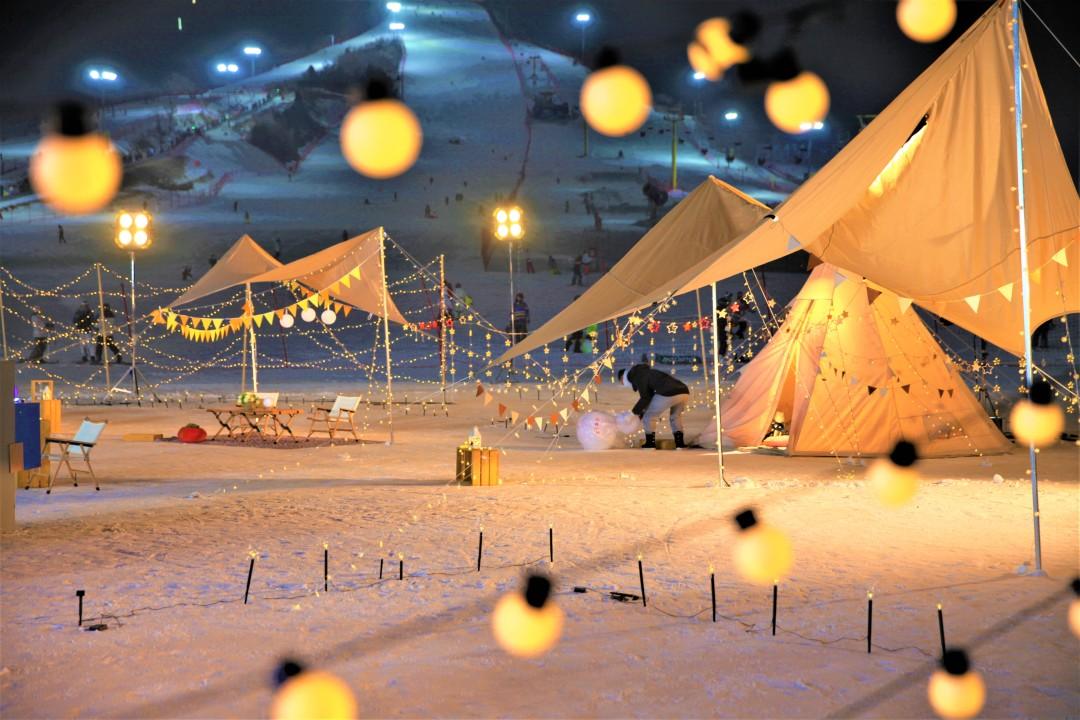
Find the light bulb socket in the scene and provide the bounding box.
[273,659,305,688]
[889,440,918,467]
[75,589,85,597]
[524,574,552,609]
[366,79,390,101]
[728,11,761,45]
[1071,577,1080,597]
[734,508,757,531]
[768,48,801,81]
[1028,380,1053,406]
[54,101,92,137]
[594,46,621,70]
[941,648,970,676]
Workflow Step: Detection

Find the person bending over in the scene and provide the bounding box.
[618,364,689,449]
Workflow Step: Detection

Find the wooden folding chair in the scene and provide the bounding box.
[306,396,361,441]
[40,418,108,494]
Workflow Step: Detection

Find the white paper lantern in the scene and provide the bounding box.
[279,313,295,329]
[301,307,317,323]
[615,411,641,435]
[576,411,619,451]
[321,309,337,325]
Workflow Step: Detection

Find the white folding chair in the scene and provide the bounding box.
[41,418,108,494]
[306,396,362,441]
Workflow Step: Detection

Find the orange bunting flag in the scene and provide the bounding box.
[342,305,352,317]
[476,383,484,397]
[498,403,507,418]
[482,391,493,406]
[549,413,560,425]
[151,308,165,324]
[571,400,581,411]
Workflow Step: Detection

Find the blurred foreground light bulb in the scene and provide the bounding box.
[270,660,357,720]
[765,71,829,135]
[580,48,652,137]
[1009,380,1063,447]
[1069,578,1080,638]
[492,574,564,658]
[697,18,750,71]
[732,509,792,585]
[301,307,318,323]
[897,0,956,43]
[927,649,985,719]
[340,81,422,179]
[30,102,122,215]
[321,308,337,325]
[868,439,920,507]
[279,312,295,329]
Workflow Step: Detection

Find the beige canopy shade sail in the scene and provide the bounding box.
[494,177,783,365]
[683,0,1077,355]
[244,227,406,325]
[698,264,1011,458]
[169,234,282,308]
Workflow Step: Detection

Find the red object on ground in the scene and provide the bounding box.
[177,426,207,443]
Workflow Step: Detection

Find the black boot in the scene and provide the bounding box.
[641,433,656,449]
[674,431,686,449]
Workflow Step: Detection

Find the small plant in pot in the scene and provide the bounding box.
[177,423,207,443]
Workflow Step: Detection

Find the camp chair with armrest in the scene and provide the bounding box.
[40,418,108,494]
[307,396,362,441]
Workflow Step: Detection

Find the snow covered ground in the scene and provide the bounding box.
[0,390,1077,718]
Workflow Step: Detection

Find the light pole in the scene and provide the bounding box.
[243,46,262,77]
[797,120,825,166]
[574,11,592,61]
[113,210,153,403]
[87,68,119,119]
[493,205,525,369]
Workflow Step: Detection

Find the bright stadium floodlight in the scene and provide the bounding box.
[227,63,239,73]
[100,71,118,81]
[386,1,402,11]
[724,111,739,121]
[216,62,227,72]
[574,10,592,59]
[88,69,102,80]
[692,71,706,82]
[389,21,405,30]
[243,46,262,56]
[575,12,591,24]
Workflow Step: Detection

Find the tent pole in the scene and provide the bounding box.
[1012,0,1042,574]
[439,253,447,407]
[710,282,728,487]
[247,283,258,394]
[694,288,710,400]
[379,229,395,445]
[0,280,8,361]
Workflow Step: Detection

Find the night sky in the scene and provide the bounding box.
[2,0,1076,179]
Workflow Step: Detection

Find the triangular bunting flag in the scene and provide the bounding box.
[350,267,362,280]
[328,282,341,297]
[866,288,882,305]
[947,388,954,398]
[559,408,570,421]
[342,306,352,317]
[340,274,353,289]
[476,383,484,397]
[963,295,981,313]
[151,309,164,324]
[550,413,560,425]
[498,403,507,418]
[213,318,223,329]
[997,283,1014,302]
[253,314,264,328]
[510,411,520,424]
[1050,248,1068,267]
[482,392,493,406]
[786,235,801,251]
[897,297,913,314]
[201,317,212,330]
[1030,267,1042,284]
[867,386,877,396]
[261,312,275,326]
[571,400,581,411]
[938,389,945,398]
[901,384,911,394]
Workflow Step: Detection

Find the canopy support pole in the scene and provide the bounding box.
[439,254,447,407]
[246,283,258,393]
[710,283,728,487]
[95,264,111,396]
[1012,0,1042,573]
[379,229,395,445]
[0,280,8,361]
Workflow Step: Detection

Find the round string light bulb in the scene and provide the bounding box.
[580,48,652,137]
[30,102,122,215]
[340,81,422,179]
[491,574,564,658]
[731,509,793,585]
[1009,380,1063,447]
[279,313,295,329]
[897,0,957,43]
[695,18,750,71]
[868,439,920,507]
[927,649,985,719]
[765,71,830,134]
[686,41,722,81]
[321,308,337,325]
[270,661,357,720]
[301,307,318,323]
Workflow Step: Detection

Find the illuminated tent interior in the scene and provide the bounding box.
[697,263,1011,457]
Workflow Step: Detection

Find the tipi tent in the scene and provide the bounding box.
[700,264,1011,457]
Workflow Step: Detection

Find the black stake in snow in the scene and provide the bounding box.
[379,558,384,579]
[399,558,404,580]
[324,547,329,592]
[243,557,255,605]
[637,557,647,607]
[867,592,873,653]
[937,603,946,656]
[710,571,716,622]
[76,589,85,627]
[772,582,778,636]
[477,530,483,572]
[549,526,554,563]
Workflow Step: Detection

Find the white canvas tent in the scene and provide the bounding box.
[699,264,1011,457]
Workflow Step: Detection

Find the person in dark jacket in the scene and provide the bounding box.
[618,364,690,448]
